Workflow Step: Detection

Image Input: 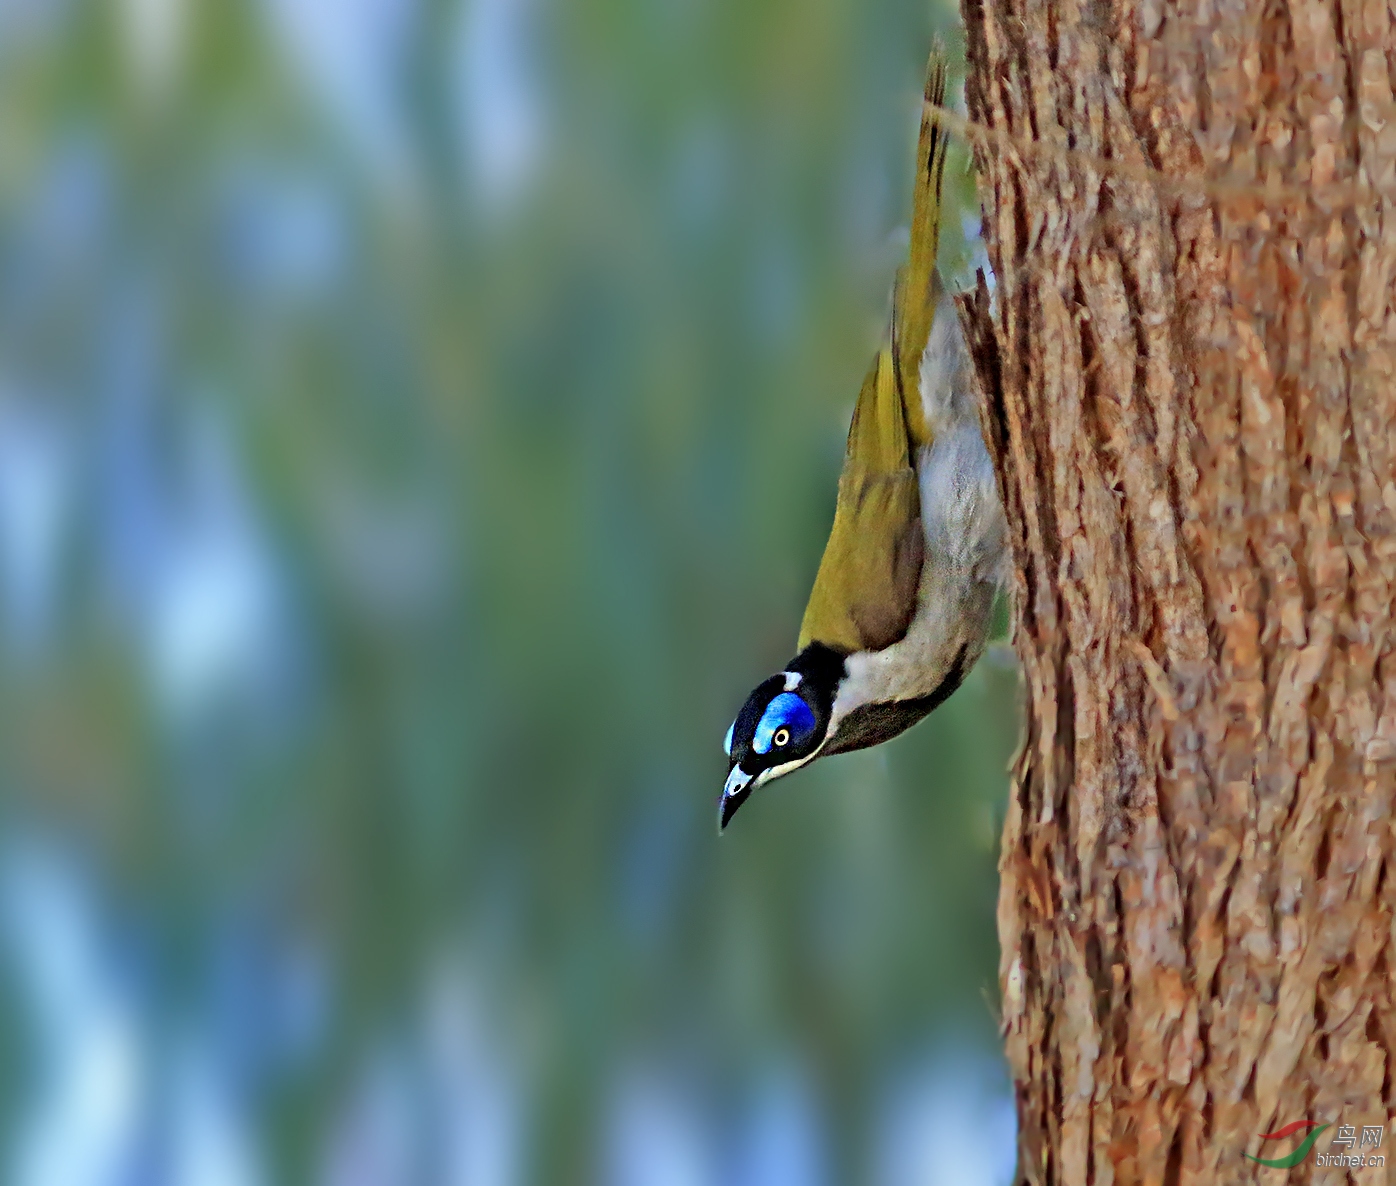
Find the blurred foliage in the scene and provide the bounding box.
[0,0,1017,1180]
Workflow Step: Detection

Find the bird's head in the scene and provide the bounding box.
[719,644,845,830]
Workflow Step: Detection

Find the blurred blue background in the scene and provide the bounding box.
[0,0,1019,1182]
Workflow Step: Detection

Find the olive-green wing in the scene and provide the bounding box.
[797,48,950,656]
[796,353,925,654]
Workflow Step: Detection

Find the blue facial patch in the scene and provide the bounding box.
[752,693,816,755]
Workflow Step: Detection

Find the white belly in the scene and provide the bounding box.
[829,293,1006,728]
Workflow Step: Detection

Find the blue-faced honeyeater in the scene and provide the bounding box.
[720,50,1006,830]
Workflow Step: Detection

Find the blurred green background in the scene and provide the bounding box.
[0,0,1019,1182]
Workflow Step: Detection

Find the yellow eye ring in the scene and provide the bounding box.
[773,727,791,747]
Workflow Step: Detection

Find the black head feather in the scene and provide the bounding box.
[719,644,846,828]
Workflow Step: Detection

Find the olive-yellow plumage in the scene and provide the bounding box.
[719,48,1005,830]
[797,54,949,656]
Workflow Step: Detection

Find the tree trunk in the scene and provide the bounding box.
[956,0,1396,1179]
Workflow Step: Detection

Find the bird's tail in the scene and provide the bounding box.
[893,45,950,449]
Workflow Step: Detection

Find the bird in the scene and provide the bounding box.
[719,48,1006,831]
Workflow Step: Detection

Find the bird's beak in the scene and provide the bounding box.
[719,766,754,832]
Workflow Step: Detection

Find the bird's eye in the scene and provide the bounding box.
[752,692,815,756]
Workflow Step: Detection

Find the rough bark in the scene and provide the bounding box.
[957,0,1396,1179]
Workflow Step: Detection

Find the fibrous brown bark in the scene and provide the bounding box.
[957,0,1396,1179]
